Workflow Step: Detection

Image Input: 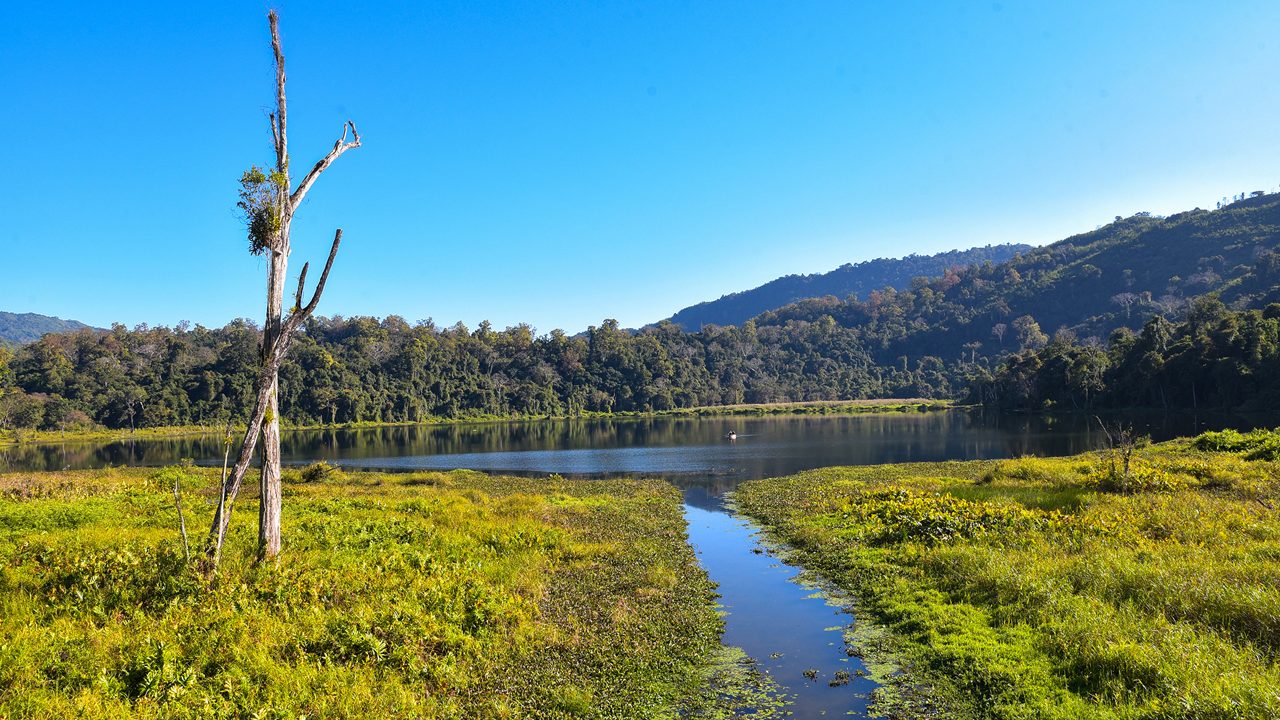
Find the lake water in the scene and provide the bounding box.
[3,409,1272,716]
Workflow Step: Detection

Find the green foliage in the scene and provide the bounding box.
[834,487,1056,545]
[735,444,1280,720]
[298,460,345,483]
[1085,458,1187,493]
[979,457,1093,487]
[981,300,1280,411]
[0,467,749,718]
[1,314,917,430]
[0,311,94,346]
[760,194,1280,384]
[237,166,286,256]
[1194,427,1280,460]
[7,195,1280,428]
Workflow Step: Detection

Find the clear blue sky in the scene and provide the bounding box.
[3,1,1278,333]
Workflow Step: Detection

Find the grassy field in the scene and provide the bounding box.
[734,430,1280,720]
[0,466,777,719]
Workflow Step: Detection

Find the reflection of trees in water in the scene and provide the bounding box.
[1,410,1273,474]
[0,435,237,473]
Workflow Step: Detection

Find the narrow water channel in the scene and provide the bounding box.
[684,493,876,715]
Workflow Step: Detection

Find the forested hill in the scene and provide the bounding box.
[755,193,1280,368]
[0,318,900,430]
[3,194,1279,432]
[0,312,94,346]
[666,243,1032,330]
[974,300,1280,412]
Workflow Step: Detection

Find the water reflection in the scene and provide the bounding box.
[7,409,1270,494]
[685,504,878,715]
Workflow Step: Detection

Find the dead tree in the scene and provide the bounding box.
[1095,417,1148,493]
[206,10,360,566]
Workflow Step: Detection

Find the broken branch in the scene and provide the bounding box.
[269,10,288,171]
[279,229,342,350]
[290,122,361,209]
[293,262,310,311]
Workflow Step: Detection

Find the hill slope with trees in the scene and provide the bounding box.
[754,193,1280,371]
[666,244,1032,330]
[973,299,1280,412]
[0,312,94,346]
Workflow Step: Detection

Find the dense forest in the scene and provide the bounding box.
[666,243,1031,330]
[973,298,1280,412]
[0,316,937,432]
[2,194,1278,432]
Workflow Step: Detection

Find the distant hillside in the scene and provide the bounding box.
[754,193,1280,367]
[0,312,94,346]
[665,244,1032,330]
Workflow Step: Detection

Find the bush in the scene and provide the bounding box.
[1193,427,1280,460]
[299,461,345,483]
[979,457,1091,487]
[14,541,199,616]
[1087,460,1186,493]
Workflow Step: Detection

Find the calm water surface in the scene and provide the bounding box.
[4,410,1273,716]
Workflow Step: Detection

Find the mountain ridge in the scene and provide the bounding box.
[752,193,1280,371]
[0,312,95,346]
[664,243,1033,330]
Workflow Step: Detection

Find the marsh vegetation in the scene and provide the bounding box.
[0,466,777,718]
[734,430,1280,718]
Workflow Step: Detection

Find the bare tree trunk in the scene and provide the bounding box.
[253,13,293,563]
[212,420,233,567]
[174,475,190,562]
[207,364,274,564]
[257,236,289,560]
[206,231,344,568]
[259,377,283,558]
[205,10,359,568]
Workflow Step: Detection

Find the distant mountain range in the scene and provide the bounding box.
[664,244,1033,330]
[0,312,95,346]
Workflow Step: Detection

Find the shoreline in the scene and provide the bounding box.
[0,398,954,449]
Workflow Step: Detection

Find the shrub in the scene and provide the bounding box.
[299,460,345,483]
[1193,427,1280,460]
[14,541,199,616]
[1086,460,1187,493]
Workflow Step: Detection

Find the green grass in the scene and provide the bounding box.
[0,466,776,719]
[733,435,1280,720]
